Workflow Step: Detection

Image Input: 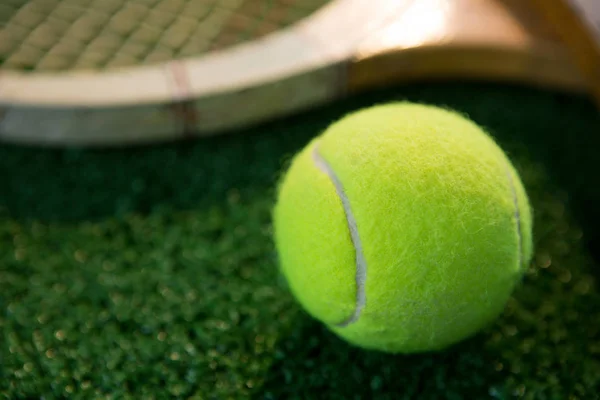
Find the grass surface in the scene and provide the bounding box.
[1,83,600,399]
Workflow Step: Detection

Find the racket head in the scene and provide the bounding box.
[0,0,588,147]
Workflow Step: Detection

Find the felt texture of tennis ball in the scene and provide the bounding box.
[273,102,533,354]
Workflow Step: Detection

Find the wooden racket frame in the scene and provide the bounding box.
[0,0,587,147]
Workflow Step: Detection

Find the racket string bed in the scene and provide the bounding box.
[0,0,331,72]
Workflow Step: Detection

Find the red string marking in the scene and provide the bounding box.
[166,61,199,138]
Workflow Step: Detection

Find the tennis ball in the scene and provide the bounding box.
[273,102,532,353]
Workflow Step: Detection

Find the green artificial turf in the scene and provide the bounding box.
[1,82,600,399]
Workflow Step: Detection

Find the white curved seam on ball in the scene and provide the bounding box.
[312,144,367,327]
[505,168,523,268]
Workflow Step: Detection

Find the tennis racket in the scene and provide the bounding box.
[0,0,597,147]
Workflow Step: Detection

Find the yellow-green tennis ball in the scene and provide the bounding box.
[273,102,532,354]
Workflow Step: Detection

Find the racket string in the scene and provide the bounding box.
[0,0,331,72]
